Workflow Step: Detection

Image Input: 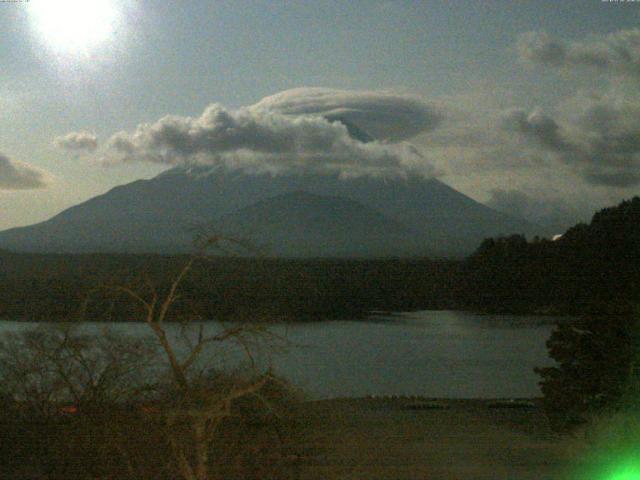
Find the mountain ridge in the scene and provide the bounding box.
[0,166,542,257]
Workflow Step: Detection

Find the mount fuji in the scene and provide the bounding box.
[0,165,539,258]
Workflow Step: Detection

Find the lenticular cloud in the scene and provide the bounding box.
[251,87,442,142]
[102,88,440,178]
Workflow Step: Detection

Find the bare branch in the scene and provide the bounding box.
[157,257,195,325]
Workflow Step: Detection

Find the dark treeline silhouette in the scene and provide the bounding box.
[0,252,462,322]
[462,197,640,315]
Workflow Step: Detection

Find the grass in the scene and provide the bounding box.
[287,397,584,480]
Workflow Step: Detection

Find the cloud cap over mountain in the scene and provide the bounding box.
[103,88,439,178]
[251,87,442,141]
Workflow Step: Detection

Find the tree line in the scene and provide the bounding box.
[462,197,640,315]
[0,253,463,322]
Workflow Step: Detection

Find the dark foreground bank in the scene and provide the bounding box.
[0,397,589,480]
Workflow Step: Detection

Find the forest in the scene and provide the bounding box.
[0,252,462,322]
[461,196,640,315]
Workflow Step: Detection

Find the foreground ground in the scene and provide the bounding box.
[290,397,585,480]
[0,397,590,479]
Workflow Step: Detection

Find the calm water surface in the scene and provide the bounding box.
[0,310,556,399]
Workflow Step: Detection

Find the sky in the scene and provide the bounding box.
[1,0,639,232]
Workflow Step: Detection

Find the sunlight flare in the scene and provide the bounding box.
[28,0,120,55]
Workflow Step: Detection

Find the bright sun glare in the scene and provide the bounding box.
[28,0,120,55]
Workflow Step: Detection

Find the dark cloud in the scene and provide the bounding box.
[566,96,640,185]
[105,100,436,178]
[517,29,640,78]
[499,100,640,187]
[250,88,442,141]
[574,98,640,158]
[500,108,570,152]
[0,154,48,190]
[54,131,98,152]
[514,29,640,186]
[517,31,567,67]
[584,171,640,188]
[487,188,583,230]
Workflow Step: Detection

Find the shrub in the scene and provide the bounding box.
[536,305,640,432]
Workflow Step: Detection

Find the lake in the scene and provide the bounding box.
[0,310,556,399]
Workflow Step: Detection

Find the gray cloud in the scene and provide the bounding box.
[572,96,640,157]
[514,29,640,184]
[487,188,583,231]
[517,31,567,67]
[500,108,571,152]
[584,171,640,188]
[250,88,442,141]
[0,154,48,190]
[54,131,98,152]
[517,29,640,78]
[498,99,640,187]
[105,99,436,178]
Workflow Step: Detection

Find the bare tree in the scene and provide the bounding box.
[0,323,156,417]
[0,323,165,479]
[0,236,299,479]
[90,236,297,480]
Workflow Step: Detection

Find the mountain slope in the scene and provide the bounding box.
[216,190,427,257]
[0,166,540,257]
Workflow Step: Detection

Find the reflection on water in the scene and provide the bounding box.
[0,311,556,399]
